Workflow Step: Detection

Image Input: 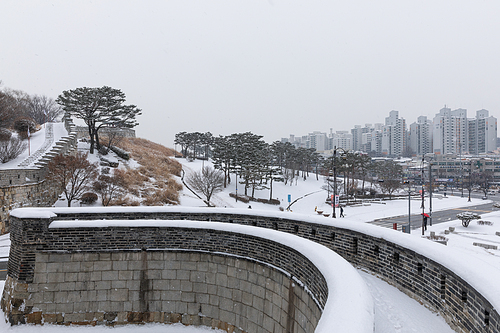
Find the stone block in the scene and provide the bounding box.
[95,281,111,290]
[94,261,112,271]
[218,286,232,299]
[180,280,193,292]
[219,309,236,326]
[46,263,62,273]
[148,269,162,280]
[176,269,190,280]
[73,301,89,312]
[169,280,180,291]
[81,261,94,271]
[98,253,111,261]
[197,261,209,272]
[112,260,128,271]
[186,302,200,316]
[193,282,208,293]
[129,291,140,302]
[111,280,127,289]
[253,295,264,311]
[56,302,73,313]
[127,280,141,291]
[33,273,47,284]
[206,272,216,284]
[202,304,219,319]
[102,270,119,281]
[165,260,181,270]
[181,292,196,304]
[64,272,78,282]
[197,293,209,304]
[62,262,81,272]
[128,260,143,271]
[190,271,206,283]
[175,301,187,314]
[263,314,275,332]
[162,269,176,280]
[228,276,240,289]
[242,292,253,306]
[216,273,228,287]
[118,270,133,280]
[59,281,76,291]
[48,253,71,263]
[47,272,65,283]
[148,260,164,270]
[162,300,176,313]
[34,262,47,274]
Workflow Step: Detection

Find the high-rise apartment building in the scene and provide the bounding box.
[409,116,432,156]
[381,111,406,156]
[432,107,468,155]
[468,109,497,155]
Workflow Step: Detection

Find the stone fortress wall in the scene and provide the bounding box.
[0,114,78,234]
[2,207,499,333]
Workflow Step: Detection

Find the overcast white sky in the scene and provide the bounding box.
[1,1,499,146]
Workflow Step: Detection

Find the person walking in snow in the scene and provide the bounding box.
[340,206,345,218]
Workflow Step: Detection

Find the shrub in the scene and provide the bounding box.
[142,188,179,206]
[80,192,98,205]
[477,220,494,226]
[0,128,12,141]
[0,137,27,163]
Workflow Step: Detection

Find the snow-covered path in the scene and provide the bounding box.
[359,271,454,333]
[17,123,54,168]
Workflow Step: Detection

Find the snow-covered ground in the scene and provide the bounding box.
[0,122,68,169]
[1,156,496,332]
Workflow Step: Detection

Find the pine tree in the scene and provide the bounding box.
[56,86,141,154]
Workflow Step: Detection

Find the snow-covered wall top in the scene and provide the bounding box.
[9,206,500,332]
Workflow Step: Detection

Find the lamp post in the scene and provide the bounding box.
[423,154,435,228]
[403,180,415,234]
[468,162,472,202]
[332,146,347,218]
[332,147,337,218]
[420,157,425,234]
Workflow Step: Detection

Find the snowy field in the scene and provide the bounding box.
[2,150,497,332]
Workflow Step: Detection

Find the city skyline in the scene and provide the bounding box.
[283,107,498,157]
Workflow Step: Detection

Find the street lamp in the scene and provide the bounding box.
[423,154,435,228]
[332,146,347,218]
[403,180,416,233]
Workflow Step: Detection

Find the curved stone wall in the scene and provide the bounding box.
[2,212,374,333]
[4,206,499,332]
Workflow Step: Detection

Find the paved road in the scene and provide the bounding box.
[370,192,500,232]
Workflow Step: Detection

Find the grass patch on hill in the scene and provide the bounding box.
[113,137,183,206]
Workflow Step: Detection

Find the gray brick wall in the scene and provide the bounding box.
[3,208,499,332]
[24,251,319,332]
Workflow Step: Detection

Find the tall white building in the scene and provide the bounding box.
[330,131,352,151]
[432,107,468,155]
[381,111,407,156]
[468,109,497,155]
[409,116,433,156]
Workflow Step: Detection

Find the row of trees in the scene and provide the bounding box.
[176,131,406,202]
